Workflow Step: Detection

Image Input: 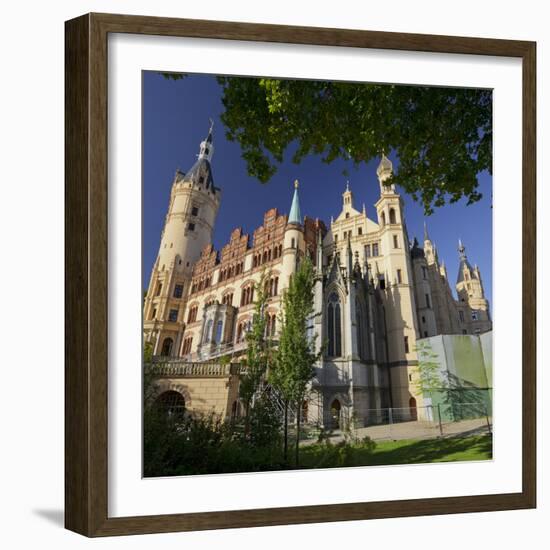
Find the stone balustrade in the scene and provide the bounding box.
[147,360,244,378]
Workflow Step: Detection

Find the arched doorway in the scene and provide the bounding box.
[330,399,341,429]
[154,390,186,420]
[409,396,418,421]
[301,400,309,423]
[160,337,173,356]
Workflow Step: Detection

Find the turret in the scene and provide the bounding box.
[281,180,305,287]
[143,122,222,356]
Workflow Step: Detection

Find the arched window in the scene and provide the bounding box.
[215,320,223,344]
[380,211,386,226]
[327,292,342,357]
[389,208,397,224]
[160,337,173,357]
[291,238,296,249]
[203,319,213,343]
[154,391,185,420]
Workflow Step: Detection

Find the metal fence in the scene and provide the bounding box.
[295,402,492,445]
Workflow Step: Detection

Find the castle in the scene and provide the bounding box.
[143,125,492,428]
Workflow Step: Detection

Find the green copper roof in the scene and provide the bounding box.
[288,180,302,224]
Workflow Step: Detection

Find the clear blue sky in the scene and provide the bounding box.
[143,72,492,306]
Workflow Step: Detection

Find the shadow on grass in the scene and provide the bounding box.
[356,434,492,467]
[298,434,492,470]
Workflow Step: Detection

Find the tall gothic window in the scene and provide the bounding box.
[203,319,213,344]
[327,292,342,357]
[215,320,223,344]
[355,298,363,359]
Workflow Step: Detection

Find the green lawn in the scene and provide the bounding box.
[298,434,492,469]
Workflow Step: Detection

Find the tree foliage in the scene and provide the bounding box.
[270,256,320,464]
[239,270,273,430]
[216,77,492,214]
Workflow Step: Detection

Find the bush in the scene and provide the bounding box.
[143,397,286,477]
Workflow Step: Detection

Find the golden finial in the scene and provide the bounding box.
[294,179,299,189]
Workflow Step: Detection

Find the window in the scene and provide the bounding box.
[462,329,467,335]
[471,310,479,321]
[334,234,338,244]
[365,244,371,257]
[421,266,427,279]
[198,176,204,184]
[425,293,431,308]
[327,292,342,357]
[393,235,399,248]
[155,283,162,296]
[168,309,178,322]
[241,285,254,306]
[343,231,347,239]
[423,331,428,337]
[389,208,397,224]
[379,275,386,290]
[345,212,350,219]
[151,308,157,320]
[203,319,213,343]
[187,306,198,323]
[204,148,210,155]
[358,227,363,235]
[291,238,295,249]
[173,284,184,298]
[182,337,193,355]
[422,316,426,323]
[187,223,195,231]
[404,336,409,353]
[372,243,379,256]
[397,269,402,284]
[191,206,199,217]
[381,212,386,226]
[215,320,223,344]
[459,310,465,323]
[160,338,173,357]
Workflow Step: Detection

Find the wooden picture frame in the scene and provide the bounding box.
[65,12,536,537]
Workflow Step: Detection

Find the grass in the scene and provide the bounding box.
[298,434,492,469]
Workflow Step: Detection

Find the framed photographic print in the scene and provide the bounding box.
[65,13,536,537]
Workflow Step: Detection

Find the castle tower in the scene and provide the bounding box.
[143,122,222,357]
[281,180,305,289]
[373,155,423,411]
[455,240,491,333]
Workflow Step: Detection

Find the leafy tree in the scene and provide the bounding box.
[270,256,320,465]
[238,270,273,435]
[161,73,491,213]
[217,78,491,214]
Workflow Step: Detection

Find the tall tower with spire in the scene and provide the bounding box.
[143,122,221,357]
[281,180,305,289]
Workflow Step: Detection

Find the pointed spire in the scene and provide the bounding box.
[198,119,215,160]
[424,220,430,242]
[288,179,302,225]
[458,238,466,259]
[206,117,214,143]
[362,203,366,216]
